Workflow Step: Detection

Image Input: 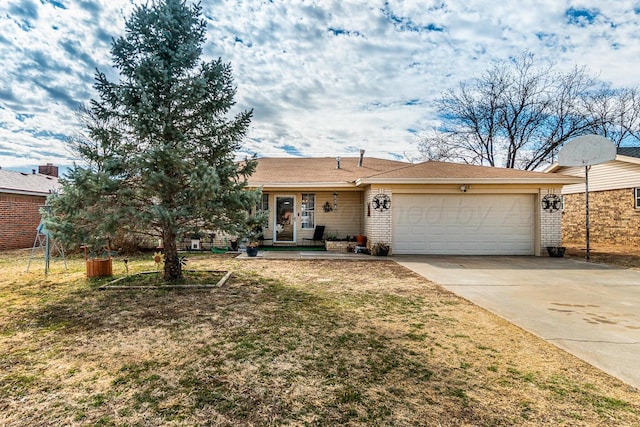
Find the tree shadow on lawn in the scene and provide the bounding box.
[3,265,639,426]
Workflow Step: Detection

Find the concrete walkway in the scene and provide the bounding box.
[235,250,378,260]
[394,255,640,390]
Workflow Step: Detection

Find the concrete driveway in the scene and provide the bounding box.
[394,255,640,389]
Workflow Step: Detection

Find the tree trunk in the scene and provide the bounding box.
[162,228,182,281]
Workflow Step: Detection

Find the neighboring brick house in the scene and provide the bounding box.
[245,157,580,255]
[547,147,640,246]
[0,164,60,251]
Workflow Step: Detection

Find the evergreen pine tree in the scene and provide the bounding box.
[47,0,261,281]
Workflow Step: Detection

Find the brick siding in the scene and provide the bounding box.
[365,188,393,253]
[0,193,46,251]
[38,164,59,177]
[562,188,640,245]
[540,189,563,254]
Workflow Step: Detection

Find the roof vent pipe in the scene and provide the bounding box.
[32,169,36,174]
[336,156,341,169]
[358,149,365,167]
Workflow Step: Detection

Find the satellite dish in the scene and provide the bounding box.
[558,135,616,166]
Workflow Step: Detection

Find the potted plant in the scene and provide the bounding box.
[325,232,339,241]
[372,242,390,256]
[546,246,566,257]
[79,235,115,278]
[246,241,259,257]
[243,226,262,257]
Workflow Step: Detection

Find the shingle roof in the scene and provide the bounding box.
[617,147,640,158]
[0,168,60,196]
[247,157,407,186]
[248,157,581,187]
[364,160,569,180]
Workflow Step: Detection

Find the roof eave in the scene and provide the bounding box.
[0,188,51,197]
[357,177,584,185]
[615,154,640,165]
[247,181,358,189]
[544,163,561,173]
[547,154,640,172]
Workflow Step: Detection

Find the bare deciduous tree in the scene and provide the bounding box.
[584,87,640,147]
[419,53,640,170]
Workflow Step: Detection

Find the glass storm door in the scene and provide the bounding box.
[275,196,296,243]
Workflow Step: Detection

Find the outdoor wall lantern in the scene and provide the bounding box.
[333,192,338,211]
[323,201,333,212]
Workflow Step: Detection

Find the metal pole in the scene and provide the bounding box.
[45,230,50,276]
[585,165,590,261]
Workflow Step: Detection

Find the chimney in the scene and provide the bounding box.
[358,149,365,167]
[336,156,341,169]
[38,163,59,177]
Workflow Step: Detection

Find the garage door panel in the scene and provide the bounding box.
[393,194,535,255]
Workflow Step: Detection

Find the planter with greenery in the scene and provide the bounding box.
[241,225,263,257]
[246,245,259,257]
[372,242,390,256]
[324,234,354,252]
[546,246,566,257]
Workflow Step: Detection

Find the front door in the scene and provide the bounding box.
[275,195,296,243]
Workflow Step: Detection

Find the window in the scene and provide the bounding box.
[257,193,269,228]
[301,193,315,229]
[635,188,640,209]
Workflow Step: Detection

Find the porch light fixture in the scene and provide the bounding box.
[460,185,470,192]
[333,192,338,210]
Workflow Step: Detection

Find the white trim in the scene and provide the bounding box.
[0,188,51,197]
[355,177,583,186]
[547,154,640,173]
[248,182,356,188]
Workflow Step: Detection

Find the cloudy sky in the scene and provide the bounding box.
[1,0,639,173]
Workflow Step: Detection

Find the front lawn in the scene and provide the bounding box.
[1,251,638,425]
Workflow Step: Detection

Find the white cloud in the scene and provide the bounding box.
[1,0,640,170]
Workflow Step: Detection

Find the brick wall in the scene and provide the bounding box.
[539,189,563,254]
[38,164,59,177]
[0,193,46,251]
[365,188,393,253]
[563,188,640,245]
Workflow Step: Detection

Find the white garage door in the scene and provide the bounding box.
[393,194,535,255]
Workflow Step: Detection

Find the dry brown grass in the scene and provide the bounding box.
[564,242,640,270]
[1,250,639,426]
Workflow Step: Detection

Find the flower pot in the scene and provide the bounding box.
[356,235,367,246]
[246,246,259,257]
[546,246,566,258]
[372,244,390,256]
[375,247,389,256]
[86,258,113,278]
